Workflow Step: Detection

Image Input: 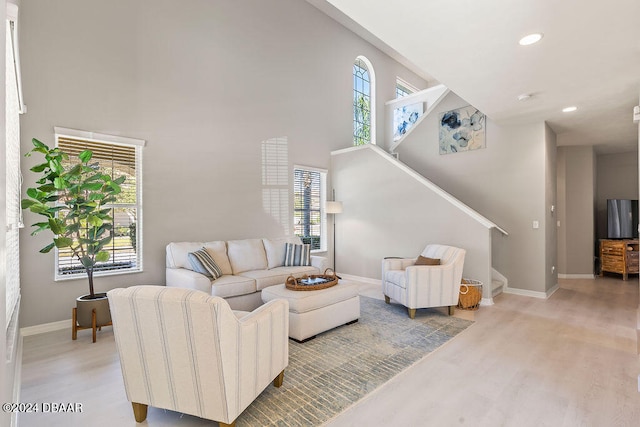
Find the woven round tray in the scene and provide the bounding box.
[285,268,339,291]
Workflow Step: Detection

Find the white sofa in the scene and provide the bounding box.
[166,236,328,311]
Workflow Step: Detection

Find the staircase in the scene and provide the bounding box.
[331,85,509,305]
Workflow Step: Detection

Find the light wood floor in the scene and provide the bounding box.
[19,277,640,426]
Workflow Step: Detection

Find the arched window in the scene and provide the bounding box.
[353,56,375,145]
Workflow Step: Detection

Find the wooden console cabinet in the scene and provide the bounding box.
[599,239,639,280]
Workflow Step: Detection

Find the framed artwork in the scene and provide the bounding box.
[439,105,485,154]
[393,102,424,141]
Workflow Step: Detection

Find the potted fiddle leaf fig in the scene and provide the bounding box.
[21,138,125,341]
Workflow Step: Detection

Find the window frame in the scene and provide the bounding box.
[292,165,328,253]
[396,77,418,99]
[52,127,145,281]
[353,56,376,145]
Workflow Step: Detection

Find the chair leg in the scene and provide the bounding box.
[273,370,285,388]
[131,402,148,422]
[91,309,97,343]
[219,421,236,427]
[384,295,390,304]
[408,308,416,319]
[72,308,78,340]
[448,305,455,316]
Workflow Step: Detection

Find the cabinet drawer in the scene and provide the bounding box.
[601,256,625,273]
[601,246,624,256]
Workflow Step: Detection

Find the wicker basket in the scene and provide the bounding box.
[457,278,483,310]
[285,268,339,291]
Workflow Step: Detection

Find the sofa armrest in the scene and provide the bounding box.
[166,268,212,294]
[311,255,329,272]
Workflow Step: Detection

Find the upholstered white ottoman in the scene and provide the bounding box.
[261,281,360,342]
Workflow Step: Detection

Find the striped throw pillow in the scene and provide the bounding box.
[188,248,223,280]
[284,243,311,267]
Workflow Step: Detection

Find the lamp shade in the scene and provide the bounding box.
[325,201,343,214]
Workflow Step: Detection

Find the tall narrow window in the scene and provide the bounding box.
[54,128,144,279]
[353,56,375,145]
[5,5,24,329]
[293,167,327,251]
[396,78,417,99]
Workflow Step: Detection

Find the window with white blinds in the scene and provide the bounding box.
[293,167,326,251]
[5,15,23,328]
[54,131,144,279]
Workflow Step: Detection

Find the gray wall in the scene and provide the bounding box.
[556,146,596,275]
[595,151,639,241]
[545,123,558,291]
[18,0,427,327]
[395,92,549,293]
[331,146,492,289]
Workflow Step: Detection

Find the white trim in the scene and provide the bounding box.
[292,164,328,174]
[6,5,25,114]
[293,166,328,252]
[558,274,595,279]
[388,85,450,152]
[503,283,559,299]
[339,273,381,285]
[52,132,144,281]
[331,144,508,235]
[395,77,419,96]
[20,319,70,336]
[54,127,146,147]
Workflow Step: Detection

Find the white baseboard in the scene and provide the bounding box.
[340,273,381,286]
[546,283,560,298]
[504,283,560,299]
[558,274,595,279]
[480,297,494,306]
[20,319,70,337]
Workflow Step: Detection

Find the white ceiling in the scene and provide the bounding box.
[309,0,640,154]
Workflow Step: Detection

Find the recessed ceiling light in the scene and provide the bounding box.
[519,33,543,46]
[562,106,578,113]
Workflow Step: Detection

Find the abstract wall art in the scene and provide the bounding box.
[393,102,423,141]
[439,105,486,154]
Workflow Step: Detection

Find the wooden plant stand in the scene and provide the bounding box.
[72,307,112,343]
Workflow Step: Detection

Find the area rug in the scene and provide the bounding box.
[236,296,474,426]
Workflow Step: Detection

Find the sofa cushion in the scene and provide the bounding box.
[284,243,311,266]
[385,270,406,288]
[263,236,303,269]
[188,248,223,279]
[238,265,317,291]
[203,241,233,275]
[166,242,206,269]
[210,275,257,299]
[227,239,268,274]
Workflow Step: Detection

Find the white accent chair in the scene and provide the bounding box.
[381,244,466,318]
[107,286,289,427]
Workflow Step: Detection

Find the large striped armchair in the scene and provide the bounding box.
[382,244,466,318]
[107,286,289,426]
